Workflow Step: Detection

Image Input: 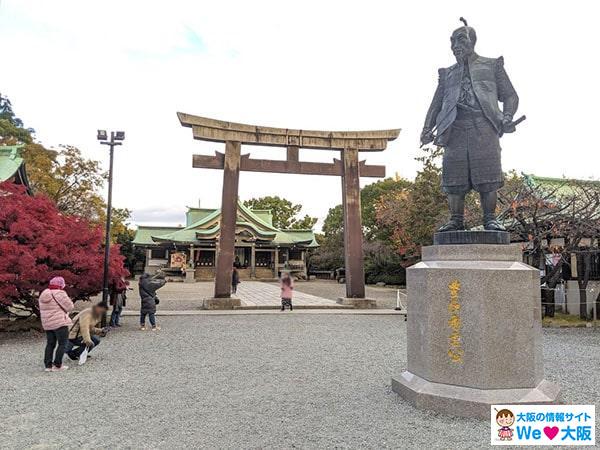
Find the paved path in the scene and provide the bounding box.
[121,309,402,316]
[285,281,404,309]
[235,281,344,308]
[91,280,402,311]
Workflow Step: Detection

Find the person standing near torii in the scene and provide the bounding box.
[421,18,524,232]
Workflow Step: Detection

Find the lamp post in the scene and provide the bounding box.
[97,130,125,326]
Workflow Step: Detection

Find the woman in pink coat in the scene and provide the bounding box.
[38,277,74,371]
[280,272,294,311]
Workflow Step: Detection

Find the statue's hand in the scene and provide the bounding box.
[420,128,435,146]
[501,116,516,134]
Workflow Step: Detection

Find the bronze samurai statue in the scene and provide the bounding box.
[421,18,524,232]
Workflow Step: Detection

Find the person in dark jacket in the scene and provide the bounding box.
[109,277,128,327]
[138,272,166,331]
[231,266,240,294]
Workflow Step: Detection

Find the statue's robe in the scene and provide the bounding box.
[423,54,519,193]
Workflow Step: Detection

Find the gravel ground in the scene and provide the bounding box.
[1,317,598,449]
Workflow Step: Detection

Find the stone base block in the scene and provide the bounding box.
[393,242,561,418]
[336,298,377,308]
[202,297,241,310]
[434,230,510,245]
[392,371,561,419]
[406,244,545,389]
[184,270,196,283]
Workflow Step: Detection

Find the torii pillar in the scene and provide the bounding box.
[214,141,241,299]
[341,148,365,299]
[178,113,400,309]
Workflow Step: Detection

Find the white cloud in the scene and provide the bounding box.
[1,0,599,229]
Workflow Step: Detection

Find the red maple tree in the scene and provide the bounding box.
[0,182,128,315]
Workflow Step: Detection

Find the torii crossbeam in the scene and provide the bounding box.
[178,112,400,306]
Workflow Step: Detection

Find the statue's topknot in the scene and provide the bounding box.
[453,17,477,45]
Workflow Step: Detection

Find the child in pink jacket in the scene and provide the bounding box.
[38,277,74,371]
[280,272,294,311]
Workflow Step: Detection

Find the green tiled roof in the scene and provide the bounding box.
[237,202,279,232]
[151,228,199,244]
[523,173,600,197]
[524,174,600,186]
[133,202,317,248]
[132,226,184,245]
[185,207,216,226]
[249,209,273,226]
[0,145,25,182]
[277,230,319,247]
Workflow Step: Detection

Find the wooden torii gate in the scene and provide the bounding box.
[178,113,400,307]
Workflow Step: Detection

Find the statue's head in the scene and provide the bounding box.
[450,17,477,63]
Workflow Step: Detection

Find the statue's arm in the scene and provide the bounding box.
[421,69,445,145]
[496,56,519,121]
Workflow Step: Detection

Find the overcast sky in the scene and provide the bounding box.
[2,1,599,229]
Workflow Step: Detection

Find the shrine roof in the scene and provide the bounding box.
[0,145,32,194]
[133,202,317,247]
[132,226,184,246]
[0,145,25,182]
[523,173,600,195]
[524,174,600,185]
[276,230,319,248]
[185,207,217,226]
[247,209,273,226]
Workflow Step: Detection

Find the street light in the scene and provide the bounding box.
[97,130,124,326]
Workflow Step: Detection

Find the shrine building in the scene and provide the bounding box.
[132,201,318,281]
[0,145,32,194]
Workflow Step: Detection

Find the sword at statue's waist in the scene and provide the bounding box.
[510,115,527,127]
[501,114,526,135]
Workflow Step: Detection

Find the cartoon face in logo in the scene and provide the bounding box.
[496,409,515,441]
[497,411,515,427]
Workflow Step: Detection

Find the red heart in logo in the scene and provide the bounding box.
[544,426,559,440]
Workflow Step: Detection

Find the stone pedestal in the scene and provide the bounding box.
[184,269,196,283]
[202,298,241,310]
[392,243,560,418]
[336,297,377,308]
[433,230,509,245]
